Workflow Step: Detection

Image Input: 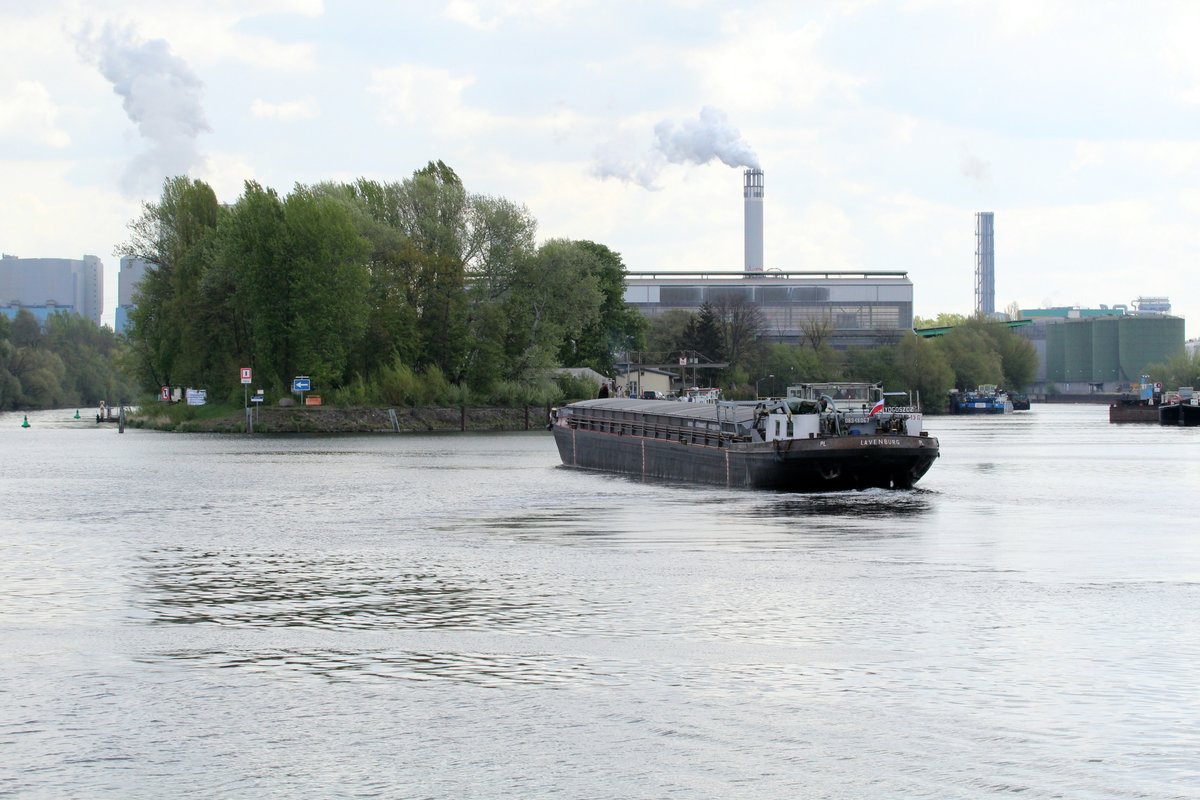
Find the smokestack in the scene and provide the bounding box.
[744,168,764,272]
[975,211,995,316]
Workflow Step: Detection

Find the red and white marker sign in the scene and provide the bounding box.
[240,367,253,384]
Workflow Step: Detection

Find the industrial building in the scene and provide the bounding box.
[115,256,152,334]
[1016,305,1184,393]
[0,254,104,326]
[622,170,915,349]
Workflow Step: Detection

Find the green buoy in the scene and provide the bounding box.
[22,415,30,428]
[74,409,80,419]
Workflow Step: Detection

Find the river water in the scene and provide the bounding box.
[1,404,1198,798]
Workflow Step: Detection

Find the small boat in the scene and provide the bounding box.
[552,382,939,491]
[948,384,1013,414]
[1010,392,1031,411]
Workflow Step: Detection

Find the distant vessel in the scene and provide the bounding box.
[1158,388,1200,427]
[948,385,1013,414]
[1109,377,1161,423]
[552,382,939,491]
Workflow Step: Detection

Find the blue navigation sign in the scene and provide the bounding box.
[292,376,311,393]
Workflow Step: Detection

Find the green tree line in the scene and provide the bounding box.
[0,310,138,410]
[121,162,645,406]
[644,306,1039,411]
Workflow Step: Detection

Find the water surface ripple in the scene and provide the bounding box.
[1,405,1198,798]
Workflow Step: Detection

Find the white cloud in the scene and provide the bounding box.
[686,11,861,114]
[195,150,259,203]
[442,0,577,31]
[62,0,320,71]
[444,0,494,31]
[0,81,71,147]
[368,65,489,135]
[251,97,320,121]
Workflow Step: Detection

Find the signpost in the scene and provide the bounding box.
[250,388,264,427]
[292,376,311,406]
[240,367,253,416]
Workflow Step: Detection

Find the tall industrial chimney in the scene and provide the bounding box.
[744,168,764,272]
[975,211,995,316]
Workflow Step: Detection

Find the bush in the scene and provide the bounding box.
[553,372,597,403]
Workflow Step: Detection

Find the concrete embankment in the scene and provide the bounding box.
[130,406,551,433]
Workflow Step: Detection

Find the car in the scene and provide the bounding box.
[640,390,664,400]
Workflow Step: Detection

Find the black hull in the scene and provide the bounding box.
[554,426,939,491]
[1158,403,1200,426]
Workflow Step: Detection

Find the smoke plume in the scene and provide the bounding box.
[594,106,758,189]
[76,23,209,195]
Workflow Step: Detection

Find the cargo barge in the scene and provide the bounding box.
[552,383,939,491]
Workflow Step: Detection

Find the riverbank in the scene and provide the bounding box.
[129,405,550,433]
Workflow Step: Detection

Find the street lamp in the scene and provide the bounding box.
[756,374,775,399]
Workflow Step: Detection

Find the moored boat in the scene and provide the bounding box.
[1158,388,1200,426]
[948,384,1013,414]
[552,382,939,491]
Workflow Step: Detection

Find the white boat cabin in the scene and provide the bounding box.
[755,382,925,442]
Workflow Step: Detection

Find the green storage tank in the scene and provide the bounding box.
[1062,321,1093,383]
[1045,323,1066,382]
[1091,318,1121,384]
[1118,316,1185,380]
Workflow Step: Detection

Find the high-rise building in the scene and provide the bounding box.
[0,253,104,326]
[115,256,152,334]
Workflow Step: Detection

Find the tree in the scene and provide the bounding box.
[933,324,1004,390]
[501,239,602,380]
[712,296,766,378]
[560,241,645,375]
[798,311,834,352]
[279,187,371,388]
[685,302,724,364]
[644,309,695,362]
[11,309,41,349]
[43,312,138,404]
[891,333,955,408]
[120,176,221,390]
[222,181,289,389]
[913,312,969,329]
[1147,350,1200,390]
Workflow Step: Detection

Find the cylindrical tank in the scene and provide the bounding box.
[1045,323,1066,382]
[1091,318,1120,384]
[1062,321,1093,383]
[1118,316,1185,380]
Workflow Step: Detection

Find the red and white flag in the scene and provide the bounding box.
[869,399,885,417]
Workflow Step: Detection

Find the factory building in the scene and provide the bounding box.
[623,170,916,349]
[1016,305,1184,393]
[0,254,104,326]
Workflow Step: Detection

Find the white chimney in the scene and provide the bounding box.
[744,168,764,272]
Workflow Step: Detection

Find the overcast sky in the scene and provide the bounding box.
[3,0,1199,338]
